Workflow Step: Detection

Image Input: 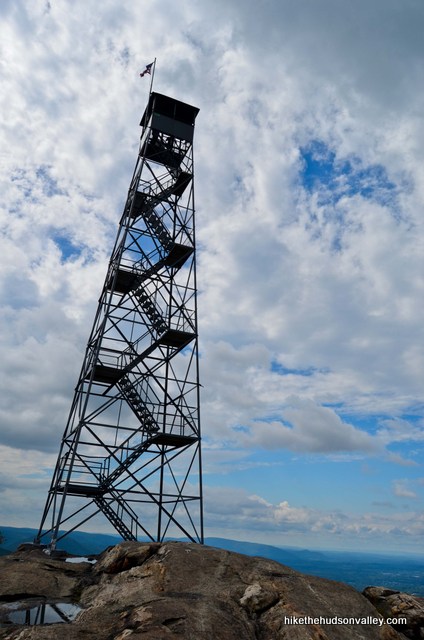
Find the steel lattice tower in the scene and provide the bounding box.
[36,92,203,548]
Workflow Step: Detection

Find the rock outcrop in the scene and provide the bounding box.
[0,541,411,639]
[363,586,424,639]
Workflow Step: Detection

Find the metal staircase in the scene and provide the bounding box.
[100,440,152,489]
[94,490,139,541]
[118,374,160,432]
[132,286,168,336]
[133,194,174,251]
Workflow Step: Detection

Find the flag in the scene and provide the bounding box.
[140,62,153,78]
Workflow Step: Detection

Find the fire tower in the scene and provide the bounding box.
[36,92,203,548]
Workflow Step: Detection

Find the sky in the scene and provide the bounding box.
[0,0,423,555]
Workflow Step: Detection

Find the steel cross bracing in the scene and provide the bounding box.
[36,93,203,548]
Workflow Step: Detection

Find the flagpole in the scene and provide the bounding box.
[148,57,157,97]
[139,59,157,135]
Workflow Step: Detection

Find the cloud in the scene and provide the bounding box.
[202,446,283,475]
[392,480,418,499]
[201,341,420,458]
[0,0,423,552]
[377,419,424,444]
[240,397,381,454]
[2,1,423,452]
[385,453,419,468]
[204,486,424,549]
[212,0,424,115]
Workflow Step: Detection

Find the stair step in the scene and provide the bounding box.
[118,375,160,434]
[133,288,168,335]
[94,495,137,541]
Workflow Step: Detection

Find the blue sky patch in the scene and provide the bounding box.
[52,233,81,260]
[36,165,66,197]
[300,140,397,207]
[271,360,329,377]
[11,165,66,203]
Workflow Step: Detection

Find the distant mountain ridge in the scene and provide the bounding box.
[204,536,326,563]
[0,526,121,556]
[0,526,325,561]
[1,526,423,595]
